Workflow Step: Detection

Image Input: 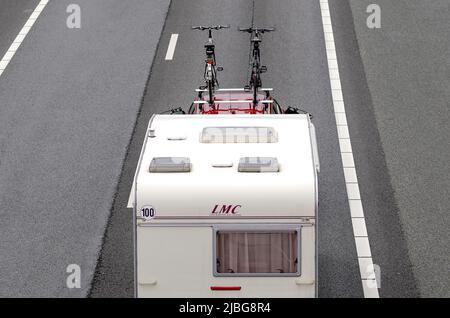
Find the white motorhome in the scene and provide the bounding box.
[128,114,320,297]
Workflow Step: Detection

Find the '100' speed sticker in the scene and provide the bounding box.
[140,205,155,220]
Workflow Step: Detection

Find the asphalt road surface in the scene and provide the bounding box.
[348,0,450,297]
[0,1,39,58]
[0,0,447,297]
[0,0,170,297]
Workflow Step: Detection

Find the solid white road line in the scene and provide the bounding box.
[0,0,49,78]
[319,0,380,298]
[165,33,179,60]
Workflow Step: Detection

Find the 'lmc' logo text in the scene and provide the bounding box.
[211,204,241,215]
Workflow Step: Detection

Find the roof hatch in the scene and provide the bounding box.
[238,157,279,173]
[149,157,191,173]
[200,126,278,143]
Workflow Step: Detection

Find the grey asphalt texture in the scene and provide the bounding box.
[0,0,39,59]
[90,0,364,298]
[348,0,450,297]
[0,0,170,297]
[329,0,419,297]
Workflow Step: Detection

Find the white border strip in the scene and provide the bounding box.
[165,33,179,60]
[0,0,49,78]
[319,0,379,298]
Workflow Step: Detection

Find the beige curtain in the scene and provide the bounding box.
[217,232,297,274]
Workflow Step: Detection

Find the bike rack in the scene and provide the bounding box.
[195,88,273,92]
[193,100,273,104]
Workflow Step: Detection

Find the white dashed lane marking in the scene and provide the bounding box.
[319,0,380,298]
[165,33,179,61]
[0,0,49,78]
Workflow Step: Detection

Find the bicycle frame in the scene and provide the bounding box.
[250,33,263,107]
[204,29,218,106]
[192,25,229,108]
[239,27,274,108]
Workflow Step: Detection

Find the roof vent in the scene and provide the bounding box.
[149,157,191,173]
[238,157,279,173]
[212,162,233,168]
[167,136,187,141]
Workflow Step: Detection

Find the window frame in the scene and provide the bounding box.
[212,224,302,277]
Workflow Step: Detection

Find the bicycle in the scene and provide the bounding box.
[192,25,229,107]
[239,26,275,107]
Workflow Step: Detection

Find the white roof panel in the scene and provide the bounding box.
[129,114,317,218]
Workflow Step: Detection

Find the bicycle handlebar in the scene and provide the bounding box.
[238,26,275,33]
[192,25,230,31]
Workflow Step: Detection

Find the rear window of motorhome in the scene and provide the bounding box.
[200,127,278,143]
[215,230,299,276]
